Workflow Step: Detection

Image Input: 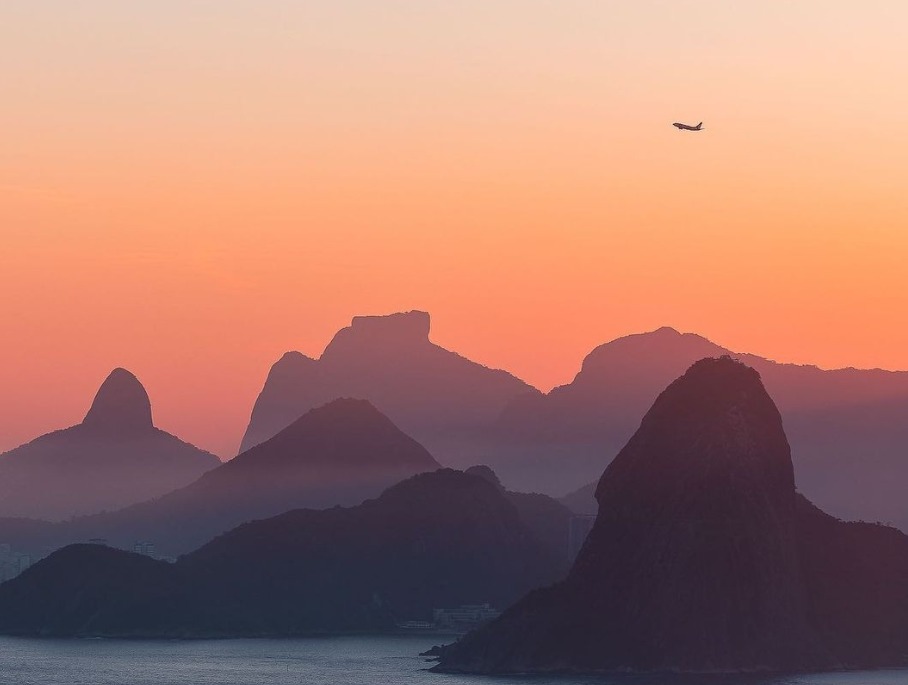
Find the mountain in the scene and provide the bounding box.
[794,495,908,666]
[38,398,443,556]
[0,369,219,520]
[495,327,908,530]
[0,400,442,559]
[464,465,574,569]
[239,311,537,463]
[435,357,908,674]
[0,469,564,637]
[0,544,177,636]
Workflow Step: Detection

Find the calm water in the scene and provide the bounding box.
[0,635,904,685]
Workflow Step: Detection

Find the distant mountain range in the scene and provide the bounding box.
[240,315,908,532]
[0,469,565,637]
[435,357,908,674]
[0,398,577,569]
[0,369,219,520]
[2,313,908,561]
[516,328,908,530]
[0,398,442,557]
[239,311,537,462]
[518,327,908,530]
[8,356,908,669]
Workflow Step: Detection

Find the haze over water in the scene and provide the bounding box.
[1,636,904,685]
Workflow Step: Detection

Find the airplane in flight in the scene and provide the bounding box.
[673,121,703,131]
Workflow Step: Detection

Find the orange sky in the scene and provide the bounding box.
[2,1,908,457]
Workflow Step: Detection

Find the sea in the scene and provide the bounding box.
[0,635,904,685]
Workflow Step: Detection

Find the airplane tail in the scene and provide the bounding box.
[696,122,703,129]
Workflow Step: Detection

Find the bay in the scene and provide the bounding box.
[0,635,904,685]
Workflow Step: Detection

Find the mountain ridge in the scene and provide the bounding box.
[239,311,538,459]
[435,357,908,674]
[0,369,219,521]
[494,326,908,531]
[0,469,565,637]
[0,398,443,557]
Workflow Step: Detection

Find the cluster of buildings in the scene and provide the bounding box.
[87,538,176,564]
[398,603,502,632]
[433,603,501,629]
[134,541,177,564]
[396,514,599,633]
[132,540,157,557]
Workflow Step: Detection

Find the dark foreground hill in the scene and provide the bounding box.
[0,469,564,637]
[0,369,219,520]
[239,311,537,462]
[435,357,908,674]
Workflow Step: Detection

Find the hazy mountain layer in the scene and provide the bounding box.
[497,327,908,530]
[239,311,537,462]
[0,369,219,520]
[436,358,908,674]
[0,399,441,557]
[0,470,564,637]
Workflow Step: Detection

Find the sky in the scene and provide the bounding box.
[2,1,907,458]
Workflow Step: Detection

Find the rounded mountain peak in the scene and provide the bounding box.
[596,355,795,510]
[464,464,504,490]
[437,357,826,674]
[81,368,153,432]
[266,350,317,383]
[232,397,442,472]
[575,327,726,382]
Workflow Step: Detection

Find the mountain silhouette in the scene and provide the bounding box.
[81,368,154,430]
[0,469,564,637]
[239,311,537,463]
[0,398,443,556]
[463,465,573,569]
[0,369,219,520]
[435,358,908,673]
[496,326,908,530]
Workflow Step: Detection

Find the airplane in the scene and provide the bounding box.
[673,121,703,131]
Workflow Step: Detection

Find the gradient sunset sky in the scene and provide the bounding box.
[2,1,907,457]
